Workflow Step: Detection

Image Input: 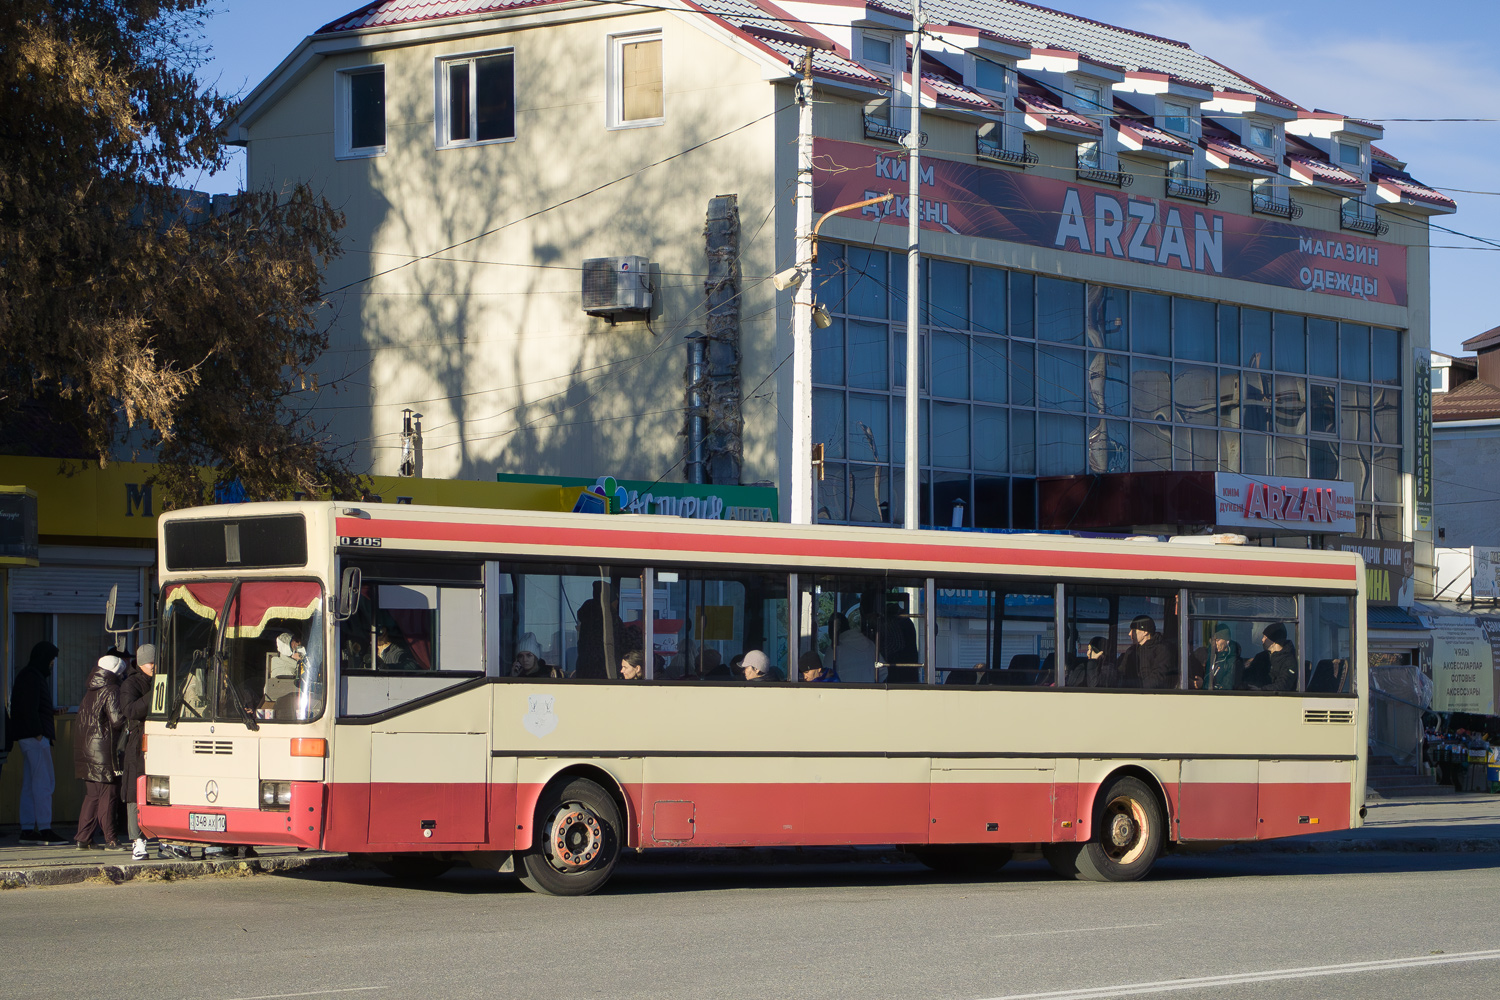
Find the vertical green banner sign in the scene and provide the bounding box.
[1414,349,1433,531]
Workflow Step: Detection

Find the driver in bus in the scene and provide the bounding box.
[375,625,418,671]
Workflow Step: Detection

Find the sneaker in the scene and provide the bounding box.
[37,829,67,845]
[132,839,149,861]
[18,830,41,846]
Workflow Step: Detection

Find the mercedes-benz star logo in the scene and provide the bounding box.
[204,780,219,804]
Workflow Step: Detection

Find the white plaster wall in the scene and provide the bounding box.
[244,11,780,486]
[1434,425,1500,548]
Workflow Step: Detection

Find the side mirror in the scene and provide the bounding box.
[105,584,119,633]
[337,567,362,621]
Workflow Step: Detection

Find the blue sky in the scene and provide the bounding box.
[192,0,1498,354]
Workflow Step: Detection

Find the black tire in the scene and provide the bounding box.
[1066,776,1164,882]
[373,855,453,880]
[911,845,1012,875]
[518,777,623,896]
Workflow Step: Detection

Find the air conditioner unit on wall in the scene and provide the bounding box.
[582,256,652,320]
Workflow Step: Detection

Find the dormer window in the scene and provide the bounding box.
[975,58,1007,96]
[1338,140,1361,166]
[1247,123,1274,148]
[1074,84,1102,117]
[1163,102,1191,134]
[861,34,893,69]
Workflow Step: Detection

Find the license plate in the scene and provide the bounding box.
[188,812,227,833]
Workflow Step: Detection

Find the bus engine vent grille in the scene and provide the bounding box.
[1303,709,1354,725]
[192,740,234,755]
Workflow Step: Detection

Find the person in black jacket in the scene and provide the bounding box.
[120,644,157,859]
[1118,615,1178,689]
[11,641,64,845]
[1067,636,1120,688]
[74,651,128,849]
[1243,622,1298,692]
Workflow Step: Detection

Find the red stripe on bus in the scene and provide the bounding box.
[335,518,1357,583]
[313,779,1350,853]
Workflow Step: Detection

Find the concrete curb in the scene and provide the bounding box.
[1224,837,1500,855]
[0,852,356,889]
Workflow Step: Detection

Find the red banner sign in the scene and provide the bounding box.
[813,138,1407,306]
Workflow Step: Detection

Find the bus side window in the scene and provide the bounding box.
[340,578,484,673]
[498,564,647,681]
[1187,592,1299,692]
[655,569,788,681]
[1303,595,1353,693]
[797,573,923,684]
[1063,586,1178,690]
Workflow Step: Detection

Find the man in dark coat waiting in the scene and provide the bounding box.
[120,644,158,859]
[74,650,127,849]
[11,641,65,845]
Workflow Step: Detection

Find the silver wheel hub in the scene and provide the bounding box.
[1108,812,1136,849]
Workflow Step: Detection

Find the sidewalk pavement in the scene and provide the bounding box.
[3,795,1498,889]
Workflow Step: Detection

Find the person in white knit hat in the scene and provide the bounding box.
[73,650,127,850]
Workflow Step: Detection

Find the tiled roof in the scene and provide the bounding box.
[318,0,550,33]
[1286,153,1363,188]
[1372,160,1456,210]
[1433,378,1500,423]
[1017,80,1099,133]
[922,0,1277,96]
[922,69,1001,110]
[1116,117,1193,154]
[1203,136,1276,171]
[1461,325,1500,353]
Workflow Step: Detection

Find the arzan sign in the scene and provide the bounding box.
[814,138,1408,306]
[1213,472,1354,534]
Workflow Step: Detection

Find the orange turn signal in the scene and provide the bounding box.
[140,734,147,754]
[290,738,327,758]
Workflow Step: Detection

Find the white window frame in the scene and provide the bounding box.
[858,32,895,71]
[607,29,665,130]
[1073,83,1103,120]
[1246,122,1275,149]
[972,57,1008,98]
[1162,101,1191,136]
[335,64,386,160]
[1338,140,1362,167]
[435,48,517,149]
[1432,366,1448,393]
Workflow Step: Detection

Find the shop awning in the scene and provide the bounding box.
[1368,605,1427,631]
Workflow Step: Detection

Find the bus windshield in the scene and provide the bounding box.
[159,580,326,725]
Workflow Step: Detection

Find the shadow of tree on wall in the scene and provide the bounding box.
[313,22,784,486]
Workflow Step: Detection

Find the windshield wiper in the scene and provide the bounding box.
[220,653,260,732]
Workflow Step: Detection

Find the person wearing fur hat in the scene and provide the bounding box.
[74,649,128,849]
[120,644,158,859]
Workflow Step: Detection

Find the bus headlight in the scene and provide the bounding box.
[259,781,292,811]
[146,776,170,805]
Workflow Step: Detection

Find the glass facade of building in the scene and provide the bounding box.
[811,242,1404,540]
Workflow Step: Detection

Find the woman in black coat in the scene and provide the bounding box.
[74,651,127,849]
[119,644,157,857]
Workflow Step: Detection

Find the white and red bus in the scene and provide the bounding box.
[137,501,1365,893]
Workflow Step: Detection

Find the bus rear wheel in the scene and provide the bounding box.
[518,777,622,896]
[373,855,452,880]
[1046,776,1163,883]
[911,845,1012,875]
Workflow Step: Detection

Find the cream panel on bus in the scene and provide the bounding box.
[371,732,487,784]
[258,737,326,782]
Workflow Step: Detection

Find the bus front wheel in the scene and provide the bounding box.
[1045,776,1162,883]
[518,777,622,896]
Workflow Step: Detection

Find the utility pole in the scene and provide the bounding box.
[790,49,816,525]
[903,2,924,530]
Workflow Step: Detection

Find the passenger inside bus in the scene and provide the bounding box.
[1118,615,1177,689]
[619,650,645,680]
[1243,622,1298,691]
[828,612,876,683]
[511,633,558,679]
[741,649,777,681]
[1190,625,1242,691]
[799,650,838,683]
[375,625,419,671]
[1066,637,1117,688]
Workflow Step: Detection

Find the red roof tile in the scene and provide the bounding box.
[1117,118,1193,153]
[318,0,552,33]
[1203,136,1275,171]
[1286,153,1363,188]
[1372,161,1456,210]
[1461,325,1500,353]
[1433,378,1500,422]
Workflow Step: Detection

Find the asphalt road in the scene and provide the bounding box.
[6,851,1500,1000]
